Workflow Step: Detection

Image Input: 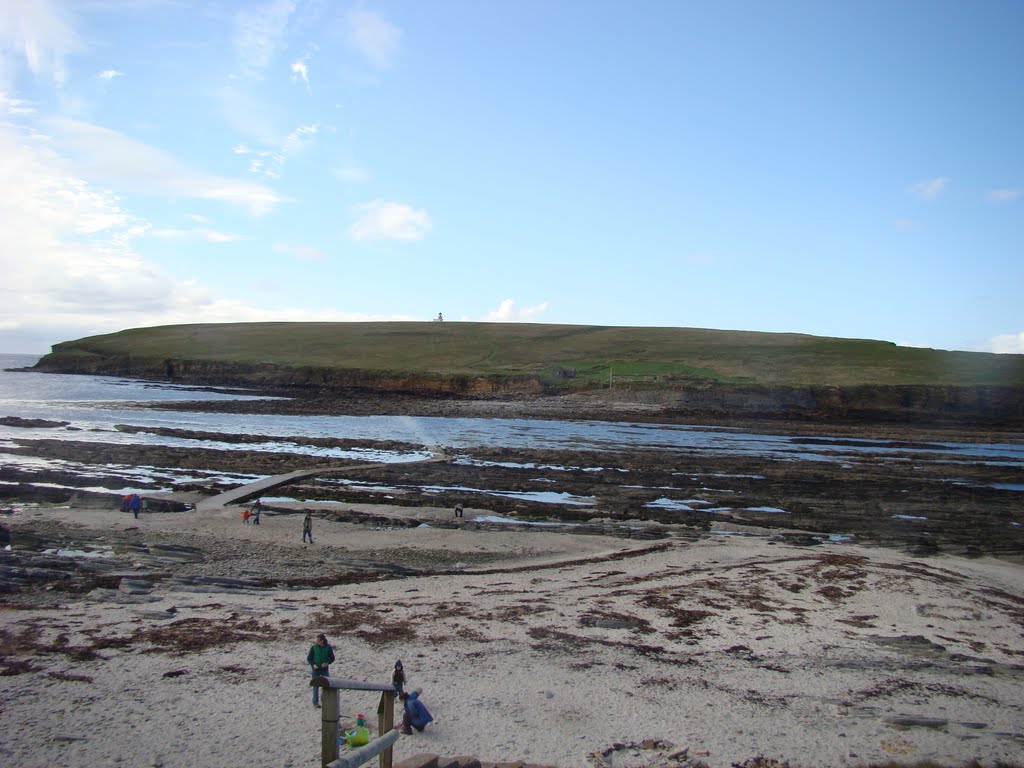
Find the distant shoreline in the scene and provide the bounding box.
[29,320,1024,427]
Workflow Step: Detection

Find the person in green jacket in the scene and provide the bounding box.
[307,633,335,707]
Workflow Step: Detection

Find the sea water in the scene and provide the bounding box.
[1,353,1023,469]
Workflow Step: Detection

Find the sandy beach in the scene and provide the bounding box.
[1,500,1022,768]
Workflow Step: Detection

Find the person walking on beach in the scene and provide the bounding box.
[392,660,406,695]
[302,512,313,544]
[252,506,261,525]
[129,494,142,519]
[307,633,335,708]
[399,689,433,734]
[454,503,463,518]
[242,509,252,524]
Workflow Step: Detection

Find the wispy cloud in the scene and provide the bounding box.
[348,200,431,242]
[484,299,550,322]
[291,59,309,87]
[290,44,318,92]
[281,123,319,156]
[0,94,35,115]
[345,9,401,69]
[234,144,275,177]
[974,331,1024,354]
[232,0,297,80]
[47,117,287,214]
[987,187,1022,203]
[83,1,188,9]
[97,69,123,80]
[149,227,246,242]
[0,0,81,87]
[222,3,321,161]
[234,123,320,179]
[909,176,949,201]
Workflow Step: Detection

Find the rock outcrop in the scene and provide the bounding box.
[32,355,545,396]
[29,354,1024,426]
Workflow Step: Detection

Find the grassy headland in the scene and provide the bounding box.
[34,321,1024,389]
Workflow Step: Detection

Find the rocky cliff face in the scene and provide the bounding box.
[32,354,1024,425]
[32,355,546,396]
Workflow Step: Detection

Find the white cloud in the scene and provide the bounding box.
[281,122,318,157]
[484,299,550,322]
[0,93,35,114]
[0,113,403,352]
[0,116,191,338]
[348,200,431,242]
[345,9,400,69]
[149,227,246,243]
[291,59,309,87]
[909,176,949,201]
[82,1,186,9]
[46,117,287,214]
[97,68,123,80]
[234,123,320,179]
[290,44,318,92]
[987,188,1022,203]
[974,331,1024,354]
[0,0,80,88]
[273,242,325,261]
[222,10,321,151]
[293,41,320,91]
[232,0,296,80]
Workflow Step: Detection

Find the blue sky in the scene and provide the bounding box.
[1,0,1022,355]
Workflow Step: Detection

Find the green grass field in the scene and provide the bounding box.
[41,321,1024,389]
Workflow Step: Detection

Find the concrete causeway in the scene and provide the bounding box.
[194,450,448,513]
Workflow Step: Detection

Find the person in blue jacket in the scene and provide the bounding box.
[399,689,433,734]
[306,633,335,708]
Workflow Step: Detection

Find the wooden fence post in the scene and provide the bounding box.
[322,686,340,766]
[376,690,396,768]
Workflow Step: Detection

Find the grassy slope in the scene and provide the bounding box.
[43,321,1024,388]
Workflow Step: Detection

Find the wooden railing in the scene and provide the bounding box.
[326,730,400,768]
[310,677,400,768]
